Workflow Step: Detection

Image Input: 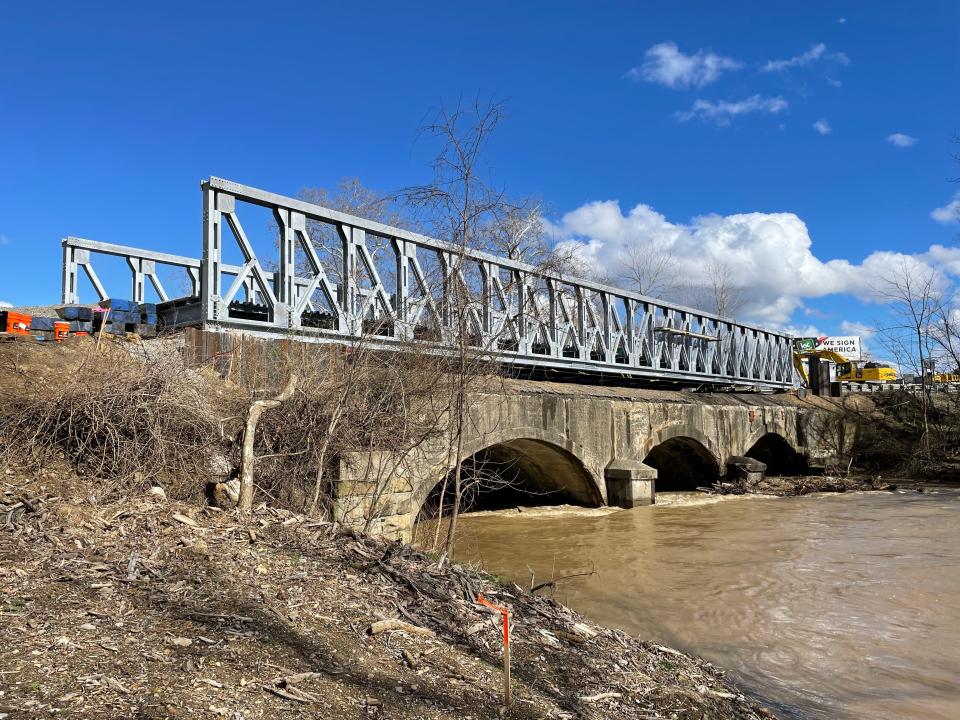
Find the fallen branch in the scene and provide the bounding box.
[579,691,622,702]
[531,569,596,593]
[368,619,436,638]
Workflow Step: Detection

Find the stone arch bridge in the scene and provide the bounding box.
[335,380,848,539]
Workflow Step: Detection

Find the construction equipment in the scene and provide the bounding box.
[793,349,897,387]
[932,373,960,384]
[0,310,31,336]
[837,361,897,383]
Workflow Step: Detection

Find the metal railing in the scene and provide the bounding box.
[61,177,795,388]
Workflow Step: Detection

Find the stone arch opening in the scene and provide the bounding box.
[417,439,602,520]
[745,433,808,476]
[643,436,721,492]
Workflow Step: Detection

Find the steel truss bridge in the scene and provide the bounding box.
[61,177,794,390]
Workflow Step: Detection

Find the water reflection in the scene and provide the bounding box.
[447,489,960,719]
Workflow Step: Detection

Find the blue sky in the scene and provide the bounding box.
[1,1,958,347]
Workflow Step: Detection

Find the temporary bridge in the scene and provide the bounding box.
[61,177,794,390]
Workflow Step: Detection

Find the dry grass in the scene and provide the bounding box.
[0,338,225,501]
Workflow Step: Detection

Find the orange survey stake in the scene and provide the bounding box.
[477,593,512,706]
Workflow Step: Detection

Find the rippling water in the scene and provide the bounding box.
[448,488,960,719]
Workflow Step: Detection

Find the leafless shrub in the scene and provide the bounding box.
[0,340,224,500]
[249,339,453,517]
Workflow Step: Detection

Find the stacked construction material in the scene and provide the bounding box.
[2,301,160,342]
[90,299,158,338]
[55,305,94,336]
[26,316,70,341]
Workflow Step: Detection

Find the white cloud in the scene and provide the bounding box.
[932,192,960,224]
[813,119,832,135]
[826,76,843,88]
[886,133,918,147]
[0,301,12,309]
[547,200,959,327]
[626,42,742,89]
[782,323,823,337]
[676,95,788,126]
[761,43,849,72]
[838,17,847,24]
[0,234,9,245]
[839,320,874,338]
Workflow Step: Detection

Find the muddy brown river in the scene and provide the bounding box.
[448,489,960,719]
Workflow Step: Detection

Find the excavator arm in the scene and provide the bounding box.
[793,352,809,386]
[793,350,851,387]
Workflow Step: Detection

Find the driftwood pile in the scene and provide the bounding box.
[1,464,776,719]
[707,474,896,496]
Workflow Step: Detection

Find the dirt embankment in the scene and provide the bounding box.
[1,465,775,720]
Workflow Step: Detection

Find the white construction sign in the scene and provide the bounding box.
[794,336,863,361]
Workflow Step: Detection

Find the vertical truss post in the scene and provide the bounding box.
[128,257,145,303]
[61,240,78,304]
[480,261,492,343]
[201,182,224,322]
[439,252,452,332]
[602,292,613,364]
[188,267,200,297]
[394,239,412,341]
[515,269,527,354]
[547,278,558,357]
[275,208,297,329]
[576,287,586,361]
[341,225,358,334]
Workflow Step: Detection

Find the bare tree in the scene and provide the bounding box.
[704,258,746,318]
[874,258,944,452]
[616,245,682,300]
[932,306,960,374]
[294,178,410,292]
[399,98,548,560]
[246,334,451,526]
[300,177,404,226]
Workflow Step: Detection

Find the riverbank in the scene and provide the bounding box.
[1,464,775,720]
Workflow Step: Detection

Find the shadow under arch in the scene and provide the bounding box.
[643,435,721,491]
[745,432,809,476]
[415,436,603,520]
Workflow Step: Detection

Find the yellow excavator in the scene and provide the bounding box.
[933,373,960,384]
[793,350,897,386]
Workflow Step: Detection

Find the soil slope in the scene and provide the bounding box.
[1,466,774,720]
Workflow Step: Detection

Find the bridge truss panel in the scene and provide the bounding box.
[61,177,795,389]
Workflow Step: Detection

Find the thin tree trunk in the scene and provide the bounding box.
[239,375,297,513]
[444,400,465,559]
[918,329,930,455]
[308,401,343,516]
[443,348,468,560]
[432,476,448,551]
